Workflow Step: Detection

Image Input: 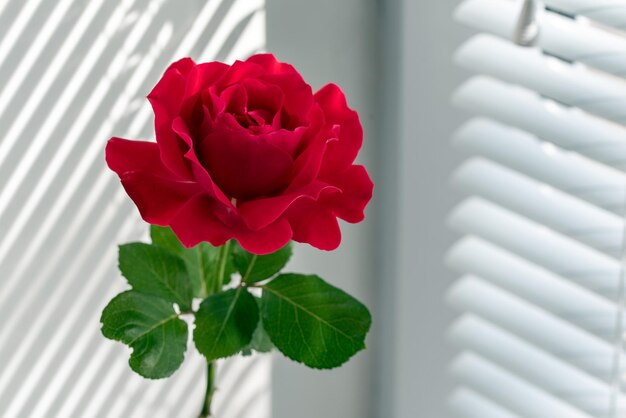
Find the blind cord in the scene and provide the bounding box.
[610,185,626,417]
[513,0,541,47]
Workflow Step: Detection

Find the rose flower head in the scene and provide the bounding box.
[106,54,373,254]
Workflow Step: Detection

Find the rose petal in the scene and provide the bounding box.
[237,182,339,230]
[235,218,292,255]
[324,165,373,223]
[154,127,194,180]
[286,106,329,190]
[245,54,300,76]
[106,137,172,178]
[184,61,229,99]
[261,73,314,129]
[147,60,196,180]
[242,78,283,117]
[263,127,304,157]
[148,58,195,130]
[314,83,363,175]
[221,84,248,115]
[286,200,341,251]
[201,88,225,122]
[171,117,233,206]
[119,171,201,225]
[197,114,294,200]
[286,139,328,190]
[169,195,232,248]
[169,194,293,254]
[215,60,266,93]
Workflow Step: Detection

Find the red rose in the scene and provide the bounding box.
[106,54,373,254]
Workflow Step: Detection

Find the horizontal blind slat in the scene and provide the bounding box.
[449,198,621,293]
[449,1,626,415]
[447,276,622,377]
[456,0,626,77]
[452,116,626,211]
[452,157,623,253]
[447,237,620,335]
[544,0,626,29]
[449,388,523,418]
[451,352,595,418]
[453,77,626,171]
[456,35,626,124]
[450,314,621,415]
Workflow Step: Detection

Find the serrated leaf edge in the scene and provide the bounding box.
[193,288,258,361]
[100,291,189,379]
[118,243,192,310]
[260,275,372,370]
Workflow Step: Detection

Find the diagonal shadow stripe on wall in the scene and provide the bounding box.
[0,0,269,417]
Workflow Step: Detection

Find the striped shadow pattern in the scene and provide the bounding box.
[0,0,269,417]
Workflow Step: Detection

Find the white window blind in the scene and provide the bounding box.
[448,1,626,417]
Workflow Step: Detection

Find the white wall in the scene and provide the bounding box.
[0,0,270,417]
[267,1,470,417]
[379,1,471,417]
[0,0,471,415]
[266,1,379,417]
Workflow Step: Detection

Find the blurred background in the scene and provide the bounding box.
[4,0,626,417]
[0,0,462,416]
[0,0,463,416]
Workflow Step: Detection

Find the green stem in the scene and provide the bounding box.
[199,361,215,417]
[241,255,257,283]
[213,240,233,294]
[198,241,232,417]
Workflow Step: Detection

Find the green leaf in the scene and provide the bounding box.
[241,320,274,356]
[100,291,188,379]
[150,226,234,297]
[119,243,193,311]
[194,288,259,361]
[261,274,371,369]
[241,297,274,356]
[233,242,293,283]
[150,225,185,254]
[185,243,219,297]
